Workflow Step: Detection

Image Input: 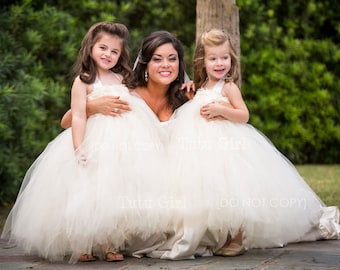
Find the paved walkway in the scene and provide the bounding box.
[1,238,340,270]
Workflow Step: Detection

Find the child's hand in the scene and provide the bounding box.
[75,149,88,167]
[180,81,196,100]
[200,101,233,121]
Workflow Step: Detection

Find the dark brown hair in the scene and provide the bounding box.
[72,22,134,88]
[133,31,188,111]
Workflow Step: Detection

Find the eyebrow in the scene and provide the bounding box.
[98,43,121,51]
[153,53,177,57]
[206,53,229,57]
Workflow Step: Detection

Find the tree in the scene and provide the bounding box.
[196,0,241,84]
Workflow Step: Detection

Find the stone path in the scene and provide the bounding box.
[1,239,340,270]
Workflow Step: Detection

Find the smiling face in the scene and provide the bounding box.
[146,43,179,86]
[204,42,231,83]
[91,33,123,72]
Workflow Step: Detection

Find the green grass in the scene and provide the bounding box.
[296,164,340,208]
[1,165,339,233]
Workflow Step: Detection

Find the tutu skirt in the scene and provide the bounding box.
[166,87,339,253]
[1,84,171,262]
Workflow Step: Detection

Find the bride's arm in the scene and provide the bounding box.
[60,96,131,129]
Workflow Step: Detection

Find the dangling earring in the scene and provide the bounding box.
[144,71,148,82]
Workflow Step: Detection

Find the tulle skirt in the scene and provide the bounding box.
[1,92,172,263]
[2,88,339,262]
[166,95,330,250]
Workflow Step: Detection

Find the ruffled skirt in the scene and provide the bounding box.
[2,94,171,262]
[165,96,339,254]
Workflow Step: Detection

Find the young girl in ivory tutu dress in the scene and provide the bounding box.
[1,22,171,263]
[166,28,340,258]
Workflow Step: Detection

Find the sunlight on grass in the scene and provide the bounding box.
[296,164,340,208]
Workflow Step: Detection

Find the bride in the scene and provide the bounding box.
[73,29,340,260]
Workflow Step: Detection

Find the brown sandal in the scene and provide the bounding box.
[78,253,96,262]
[215,242,246,257]
[104,248,124,262]
[215,231,246,257]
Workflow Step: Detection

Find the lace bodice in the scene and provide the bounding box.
[195,80,230,103]
[87,78,129,101]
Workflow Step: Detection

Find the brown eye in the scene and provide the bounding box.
[169,56,177,62]
[152,57,162,62]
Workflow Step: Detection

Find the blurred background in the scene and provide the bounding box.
[0,0,339,206]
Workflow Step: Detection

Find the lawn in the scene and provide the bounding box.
[296,164,340,208]
[1,164,339,233]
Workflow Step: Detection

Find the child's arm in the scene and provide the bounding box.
[61,95,131,129]
[200,82,249,123]
[71,76,87,150]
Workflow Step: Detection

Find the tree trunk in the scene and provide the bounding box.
[196,0,241,85]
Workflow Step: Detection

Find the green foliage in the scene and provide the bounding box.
[0,0,196,205]
[0,0,77,203]
[238,0,340,163]
[0,76,68,203]
[0,0,339,205]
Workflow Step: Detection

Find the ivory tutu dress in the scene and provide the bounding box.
[1,79,171,263]
[3,79,339,262]
[157,79,340,259]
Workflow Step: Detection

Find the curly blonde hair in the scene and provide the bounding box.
[193,29,239,89]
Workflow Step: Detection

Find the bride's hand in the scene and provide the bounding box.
[61,96,132,129]
[87,96,131,117]
[180,81,196,100]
